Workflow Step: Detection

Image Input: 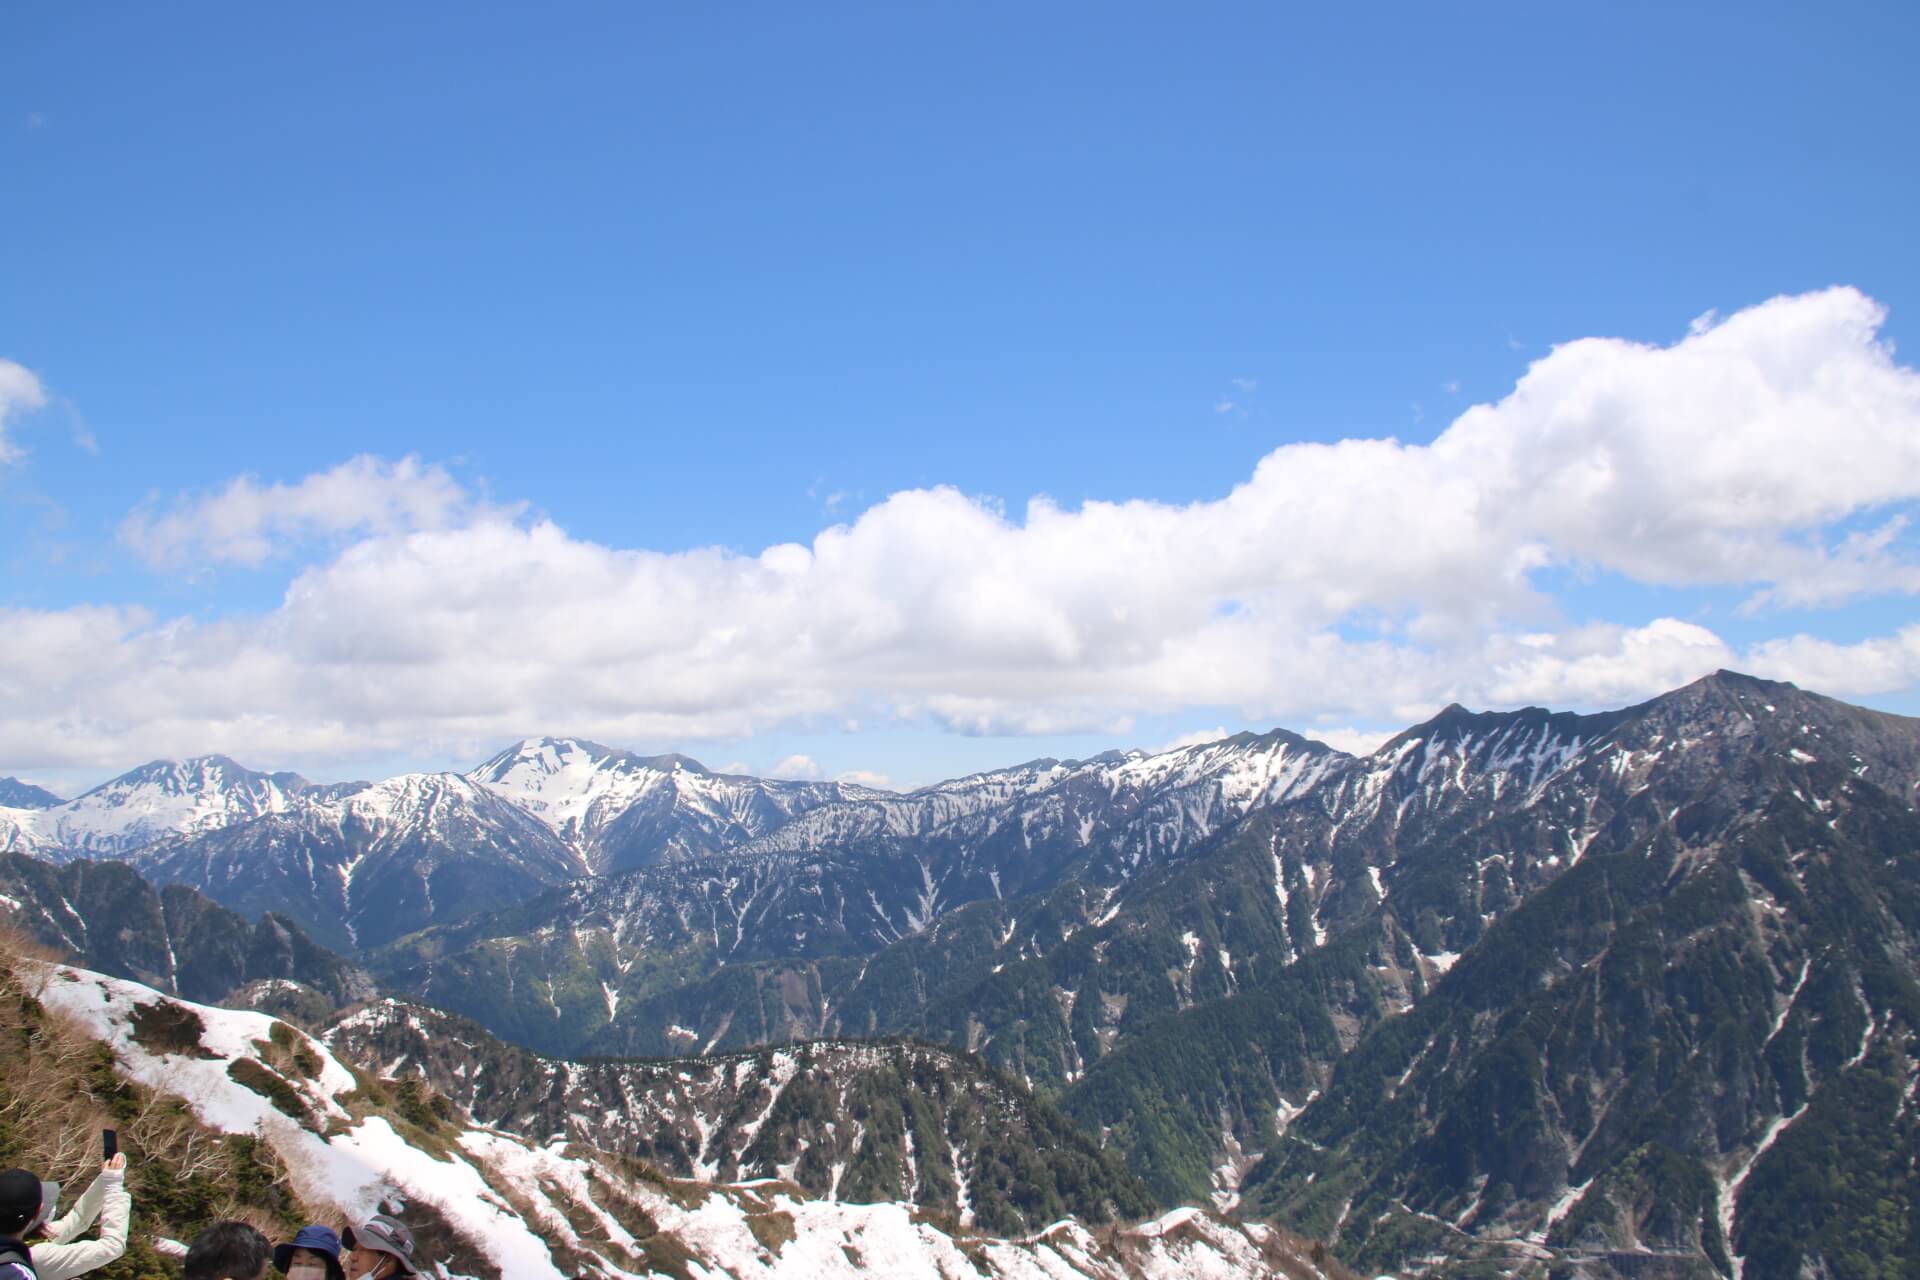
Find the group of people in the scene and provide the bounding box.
[0,1154,426,1280]
[180,1215,422,1280]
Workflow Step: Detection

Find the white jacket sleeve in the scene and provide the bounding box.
[30,1172,128,1280]
[39,1173,104,1243]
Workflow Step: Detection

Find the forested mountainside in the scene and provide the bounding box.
[364,673,1920,1277]
[324,997,1156,1237]
[0,852,373,1006]
[367,728,1346,1057]
[1,937,1347,1279]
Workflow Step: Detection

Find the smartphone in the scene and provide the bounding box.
[102,1130,117,1161]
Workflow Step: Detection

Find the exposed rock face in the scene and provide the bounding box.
[0,851,373,1006]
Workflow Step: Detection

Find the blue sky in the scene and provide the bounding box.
[3,3,1919,793]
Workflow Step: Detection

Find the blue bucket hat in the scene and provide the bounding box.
[274,1224,346,1280]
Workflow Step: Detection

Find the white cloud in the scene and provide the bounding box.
[835,769,895,791]
[1745,625,1920,696]
[4,287,1920,773]
[1482,619,1738,707]
[1307,727,1397,757]
[769,754,824,781]
[0,359,49,464]
[119,454,506,568]
[1152,727,1232,753]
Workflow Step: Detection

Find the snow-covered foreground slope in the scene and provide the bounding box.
[35,960,1346,1278]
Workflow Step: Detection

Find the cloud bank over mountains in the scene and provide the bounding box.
[5,287,1920,772]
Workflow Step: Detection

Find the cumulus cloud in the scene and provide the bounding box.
[768,754,825,781]
[6,287,1920,772]
[1745,625,1920,696]
[0,359,49,463]
[119,454,505,568]
[1153,727,1234,753]
[1307,727,1398,757]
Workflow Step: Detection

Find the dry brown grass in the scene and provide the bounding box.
[0,951,120,1188]
[0,935,322,1275]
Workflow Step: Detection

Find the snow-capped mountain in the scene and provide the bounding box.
[0,776,61,809]
[468,736,892,873]
[731,728,1350,894]
[371,729,1357,1056]
[133,772,587,952]
[367,673,1920,1277]
[3,755,312,858]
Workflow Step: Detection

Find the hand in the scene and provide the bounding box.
[102,1153,126,1173]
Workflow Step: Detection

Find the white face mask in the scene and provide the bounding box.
[289,1266,328,1280]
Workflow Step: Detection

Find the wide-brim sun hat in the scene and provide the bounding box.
[274,1224,346,1280]
[342,1215,418,1275]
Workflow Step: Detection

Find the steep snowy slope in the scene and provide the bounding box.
[33,958,1348,1279]
[326,997,1157,1236]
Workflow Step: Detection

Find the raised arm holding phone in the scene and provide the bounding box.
[30,1135,131,1280]
[0,1133,131,1280]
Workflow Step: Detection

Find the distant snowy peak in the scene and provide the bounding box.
[1100,727,1348,803]
[0,777,62,809]
[128,769,587,953]
[341,770,524,830]
[468,736,686,833]
[21,754,316,858]
[734,725,1351,863]
[468,736,890,873]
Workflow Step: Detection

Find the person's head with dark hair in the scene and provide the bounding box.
[0,1168,56,1240]
[185,1220,273,1280]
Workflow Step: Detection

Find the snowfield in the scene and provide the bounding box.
[35,961,1332,1278]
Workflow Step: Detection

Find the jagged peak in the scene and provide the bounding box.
[1377,700,1624,757]
[1215,726,1349,757]
[78,754,310,799]
[475,737,718,779]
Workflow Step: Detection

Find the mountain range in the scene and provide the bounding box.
[3,670,1917,1276]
